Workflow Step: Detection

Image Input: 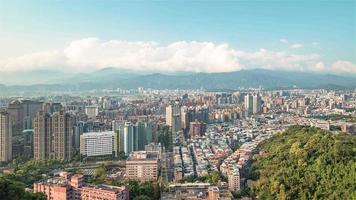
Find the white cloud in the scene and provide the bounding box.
[280,39,289,44]
[0,37,355,75]
[314,62,326,71]
[235,48,319,71]
[291,43,303,49]
[331,61,356,74]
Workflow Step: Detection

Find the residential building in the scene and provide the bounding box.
[34,110,74,160]
[228,168,240,192]
[34,173,129,200]
[125,151,160,181]
[0,111,12,162]
[189,120,207,138]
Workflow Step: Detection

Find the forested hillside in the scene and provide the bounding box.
[250,126,356,199]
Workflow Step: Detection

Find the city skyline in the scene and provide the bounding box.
[0,0,355,75]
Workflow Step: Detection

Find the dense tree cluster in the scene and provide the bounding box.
[0,177,46,200]
[250,125,356,199]
[3,160,67,187]
[178,171,227,184]
[109,179,161,200]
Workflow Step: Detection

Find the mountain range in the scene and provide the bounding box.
[0,68,355,94]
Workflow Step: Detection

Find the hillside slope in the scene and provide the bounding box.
[250,126,356,199]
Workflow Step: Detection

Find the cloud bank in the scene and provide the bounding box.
[0,37,355,75]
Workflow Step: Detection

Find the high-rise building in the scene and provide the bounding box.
[80,131,116,157]
[126,151,160,182]
[253,94,262,114]
[122,122,138,156]
[23,129,34,158]
[0,111,12,162]
[33,111,51,160]
[166,101,182,132]
[244,94,253,115]
[52,111,73,160]
[34,110,74,160]
[22,100,43,130]
[118,121,153,156]
[138,122,153,150]
[7,100,23,136]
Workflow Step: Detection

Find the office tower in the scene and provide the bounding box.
[125,151,159,182]
[22,100,43,130]
[253,94,262,114]
[72,122,84,152]
[85,106,98,119]
[122,122,138,156]
[80,131,116,157]
[0,111,12,162]
[138,122,153,150]
[34,110,74,160]
[244,94,253,115]
[166,101,182,132]
[118,121,153,156]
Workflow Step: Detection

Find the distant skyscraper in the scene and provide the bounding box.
[118,121,153,156]
[244,94,253,115]
[122,122,138,156]
[7,100,23,136]
[166,101,182,132]
[252,94,262,114]
[0,110,12,162]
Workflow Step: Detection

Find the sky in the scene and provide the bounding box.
[0,0,355,75]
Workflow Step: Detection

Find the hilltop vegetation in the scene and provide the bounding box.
[250,125,356,199]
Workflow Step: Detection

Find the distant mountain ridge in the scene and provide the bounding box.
[0,69,355,94]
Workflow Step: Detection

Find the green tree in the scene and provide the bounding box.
[250,125,356,199]
[0,177,46,200]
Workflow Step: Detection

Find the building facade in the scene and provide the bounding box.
[34,110,74,160]
[125,151,159,182]
[34,173,129,200]
[80,131,116,157]
[0,111,12,162]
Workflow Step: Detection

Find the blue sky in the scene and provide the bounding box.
[0,0,355,74]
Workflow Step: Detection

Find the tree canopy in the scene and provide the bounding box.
[0,177,46,200]
[250,125,356,199]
